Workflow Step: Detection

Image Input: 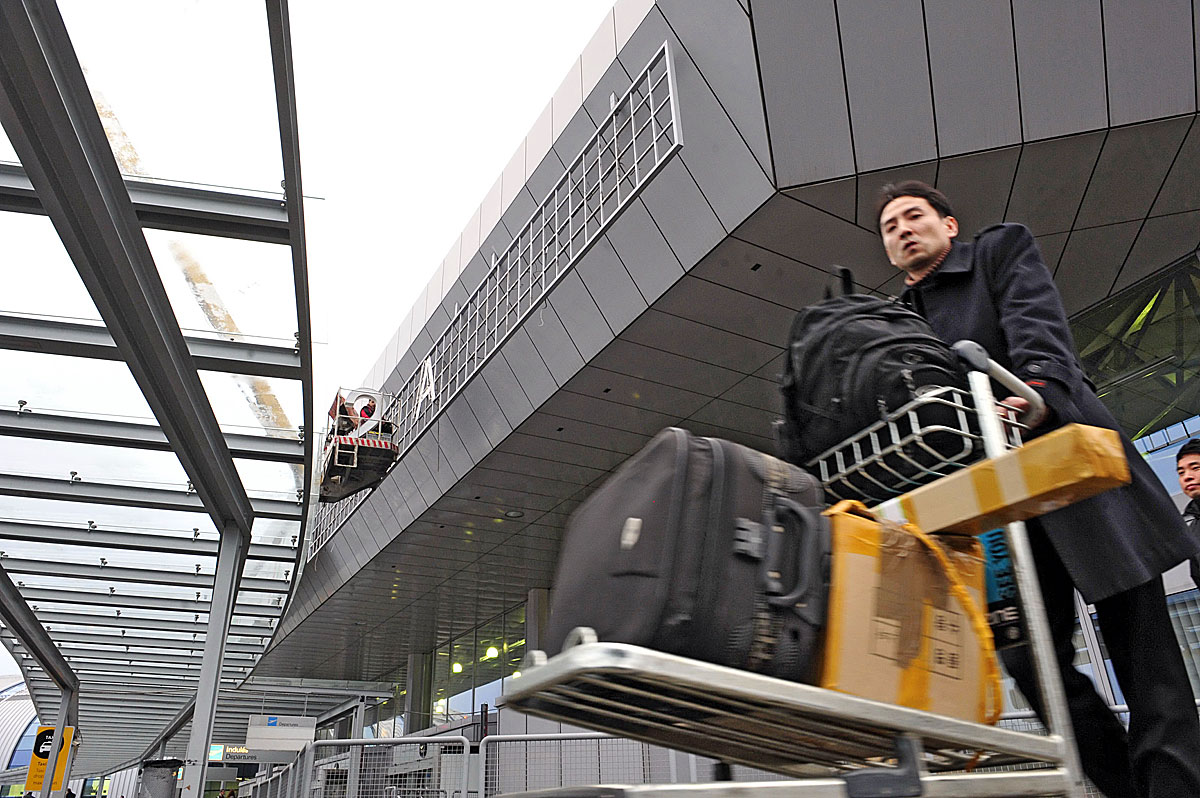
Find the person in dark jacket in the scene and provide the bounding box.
[1177,438,1200,587]
[876,180,1200,797]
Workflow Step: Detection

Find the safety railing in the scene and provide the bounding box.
[239,736,470,798]
[310,41,682,558]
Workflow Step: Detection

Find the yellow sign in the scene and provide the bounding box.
[25,726,74,792]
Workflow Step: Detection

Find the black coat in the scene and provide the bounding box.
[901,223,1200,602]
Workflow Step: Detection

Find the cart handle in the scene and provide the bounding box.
[952,340,1046,423]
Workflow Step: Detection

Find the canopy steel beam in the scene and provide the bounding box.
[15,586,283,618]
[27,640,258,664]
[36,630,265,655]
[31,611,274,637]
[0,564,76,692]
[0,1,254,540]
[3,557,290,593]
[0,472,302,521]
[0,161,291,244]
[0,409,304,464]
[0,520,295,562]
[0,314,302,381]
[61,662,256,680]
[265,0,315,639]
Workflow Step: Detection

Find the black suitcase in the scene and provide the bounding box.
[545,427,830,683]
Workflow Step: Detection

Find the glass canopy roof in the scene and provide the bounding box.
[0,0,378,779]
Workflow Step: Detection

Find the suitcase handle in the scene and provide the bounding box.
[765,497,828,617]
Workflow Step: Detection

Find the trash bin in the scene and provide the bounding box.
[140,759,183,798]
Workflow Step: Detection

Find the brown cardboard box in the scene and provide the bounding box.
[873,423,1129,536]
[818,503,1001,723]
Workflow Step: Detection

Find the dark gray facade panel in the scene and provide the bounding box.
[1005,132,1106,234]
[580,58,634,130]
[355,503,393,556]
[1103,0,1196,125]
[652,275,795,346]
[1114,210,1200,290]
[690,234,839,312]
[524,301,586,384]
[423,305,451,344]
[923,0,1021,156]
[497,432,628,472]
[408,328,435,366]
[606,198,685,304]
[1054,221,1141,315]
[783,177,857,223]
[734,193,893,287]
[657,0,772,177]
[411,442,458,495]
[638,158,727,271]
[461,377,514,449]
[562,366,712,417]
[377,477,417,530]
[498,328,559,408]
[1151,117,1200,216]
[1075,117,1191,228]
[548,270,614,362]
[1011,0,1108,140]
[1034,232,1070,274]
[458,252,490,300]
[574,235,649,332]
[720,374,781,414]
[551,104,600,171]
[751,0,856,186]
[480,352,536,428]
[439,279,470,324]
[481,449,608,486]
[935,147,1021,236]
[837,0,937,171]
[856,162,938,228]
[591,338,744,397]
[687,397,777,442]
[623,308,779,373]
[388,445,432,519]
[402,456,442,509]
[619,8,773,230]
[500,185,538,243]
[516,411,650,455]
[538,389,676,436]
[681,419,774,453]
[524,148,566,210]
[394,351,419,386]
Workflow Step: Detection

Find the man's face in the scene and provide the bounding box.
[1178,453,1200,499]
[879,196,959,275]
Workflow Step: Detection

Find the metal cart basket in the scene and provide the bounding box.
[501,341,1089,798]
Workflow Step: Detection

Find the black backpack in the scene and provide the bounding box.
[777,270,977,499]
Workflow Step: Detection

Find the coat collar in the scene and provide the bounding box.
[936,237,973,276]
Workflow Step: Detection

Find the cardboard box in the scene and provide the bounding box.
[818,503,1002,723]
[873,423,1129,536]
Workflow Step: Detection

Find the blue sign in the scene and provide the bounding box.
[267,717,277,726]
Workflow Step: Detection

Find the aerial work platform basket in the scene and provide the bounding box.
[318,388,399,502]
[501,342,1119,798]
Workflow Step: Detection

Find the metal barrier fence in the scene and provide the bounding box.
[477,733,786,797]
[239,737,470,798]
[310,40,683,559]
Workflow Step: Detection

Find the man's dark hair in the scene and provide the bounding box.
[1177,438,1200,462]
[874,180,955,232]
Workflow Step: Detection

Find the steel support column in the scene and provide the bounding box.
[40,688,77,798]
[182,526,246,796]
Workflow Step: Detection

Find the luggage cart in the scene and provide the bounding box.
[501,341,1089,797]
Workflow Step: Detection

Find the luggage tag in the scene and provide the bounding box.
[978,528,1028,649]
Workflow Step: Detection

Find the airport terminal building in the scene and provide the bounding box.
[268,0,1200,740]
[1,1,1199,797]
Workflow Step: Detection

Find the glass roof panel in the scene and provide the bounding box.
[0,211,99,320]
[144,230,299,341]
[199,370,303,435]
[58,0,284,192]
[1,351,151,417]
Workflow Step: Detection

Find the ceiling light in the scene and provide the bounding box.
[504,510,524,519]
[451,663,463,674]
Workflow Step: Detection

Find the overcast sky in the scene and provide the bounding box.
[0,0,617,685]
